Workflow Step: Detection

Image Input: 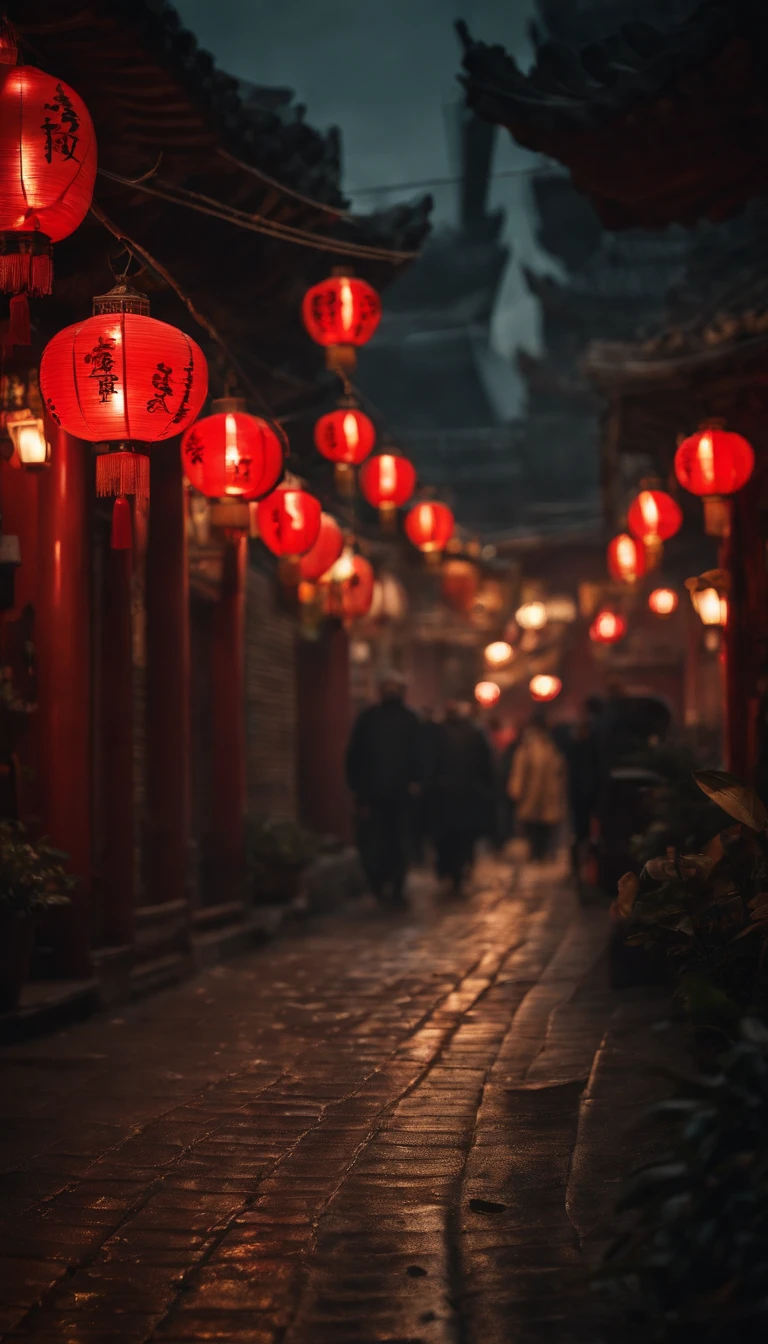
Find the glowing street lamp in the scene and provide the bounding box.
[484,640,513,668]
[648,587,678,617]
[516,601,547,631]
[529,674,561,702]
[6,412,50,469]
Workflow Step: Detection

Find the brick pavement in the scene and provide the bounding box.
[0,855,656,1344]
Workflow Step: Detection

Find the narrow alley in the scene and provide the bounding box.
[0,859,672,1344]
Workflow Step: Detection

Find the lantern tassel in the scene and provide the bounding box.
[8,294,30,347]
[96,450,149,505]
[110,496,133,550]
[0,246,53,299]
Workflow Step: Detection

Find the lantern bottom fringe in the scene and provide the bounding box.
[379,503,397,533]
[704,495,731,538]
[0,244,53,299]
[644,536,663,569]
[278,555,302,586]
[96,451,149,505]
[8,295,30,347]
[110,496,133,550]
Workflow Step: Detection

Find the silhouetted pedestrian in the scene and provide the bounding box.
[508,714,566,862]
[430,702,495,894]
[346,672,424,907]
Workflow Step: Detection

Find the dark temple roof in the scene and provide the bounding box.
[12,0,431,413]
[457,2,768,229]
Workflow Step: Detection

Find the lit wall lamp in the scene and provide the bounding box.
[6,412,50,470]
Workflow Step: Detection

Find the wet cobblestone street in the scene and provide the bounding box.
[0,856,655,1344]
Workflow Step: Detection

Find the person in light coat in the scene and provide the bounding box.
[508,714,567,861]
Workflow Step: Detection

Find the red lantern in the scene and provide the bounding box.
[607,533,647,585]
[321,549,374,621]
[302,270,381,377]
[674,425,754,536]
[529,674,562,703]
[442,558,479,612]
[627,489,682,566]
[405,501,454,558]
[0,31,97,344]
[39,284,207,548]
[256,478,322,582]
[313,402,376,495]
[648,587,678,617]
[359,452,416,529]
[182,400,285,502]
[298,513,344,584]
[475,681,501,708]
[589,610,627,644]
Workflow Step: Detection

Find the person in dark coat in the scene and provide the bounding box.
[565,698,602,886]
[430,702,495,894]
[345,672,425,907]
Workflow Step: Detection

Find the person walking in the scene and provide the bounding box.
[430,701,495,894]
[508,713,567,862]
[345,672,425,907]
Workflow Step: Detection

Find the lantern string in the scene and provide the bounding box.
[97,169,421,263]
[89,201,315,410]
[216,149,351,220]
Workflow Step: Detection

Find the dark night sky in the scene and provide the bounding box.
[175,0,550,404]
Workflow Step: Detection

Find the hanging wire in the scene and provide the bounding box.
[97,169,422,263]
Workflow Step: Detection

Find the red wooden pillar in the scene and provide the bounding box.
[146,441,191,909]
[296,620,353,840]
[36,424,92,977]
[0,463,41,821]
[211,535,246,902]
[721,489,768,779]
[97,544,134,947]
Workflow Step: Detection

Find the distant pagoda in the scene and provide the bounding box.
[516,0,697,528]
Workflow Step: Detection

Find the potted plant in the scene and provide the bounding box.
[0,822,73,1010]
[245,816,320,906]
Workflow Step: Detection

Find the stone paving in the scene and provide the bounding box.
[0,854,675,1343]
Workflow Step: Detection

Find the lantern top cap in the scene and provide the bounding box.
[211,397,248,415]
[92,283,150,317]
[331,265,354,277]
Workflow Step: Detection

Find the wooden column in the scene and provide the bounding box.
[36,424,92,977]
[296,620,352,840]
[97,544,134,947]
[211,535,246,902]
[146,441,191,909]
[722,489,768,779]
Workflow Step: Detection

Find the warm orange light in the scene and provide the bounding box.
[692,587,728,627]
[484,640,513,667]
[475,681,501,708]
[648,587,678,617]
[7,413,49,468]
[607,533,646,585]
[529,674,561,702]
[516,601,547,630]
[589,610,627,644]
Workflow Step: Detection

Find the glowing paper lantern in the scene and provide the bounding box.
[369,574,408,623]
[475,681,501,708]
[39,284,208,547]
[691,587,728,627]
[0,32,97,343]
[321,548,375,621]
[590,610,627,644]
[302,270,381,376]
[359,452,416,528]
[484,640,513,668]
[298,513,344,584]
[405,501,454,557]
[6,412,49,469]
[674,425,754,536]
[442,559,479,612]
[256,478,322,582]
[530,674,562,702]
[627,489,682,565]
[648,587,678,617]
[313,403,376,495]
[182,401,285,501]
[516,601,547,631]
[607,533,646,585]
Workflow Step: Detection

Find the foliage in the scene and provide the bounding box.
[245,816,321,873]
[629,739,730,867]
[617,772,768,1027]
[0,822,74,919]
[599,1019,768,1344]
